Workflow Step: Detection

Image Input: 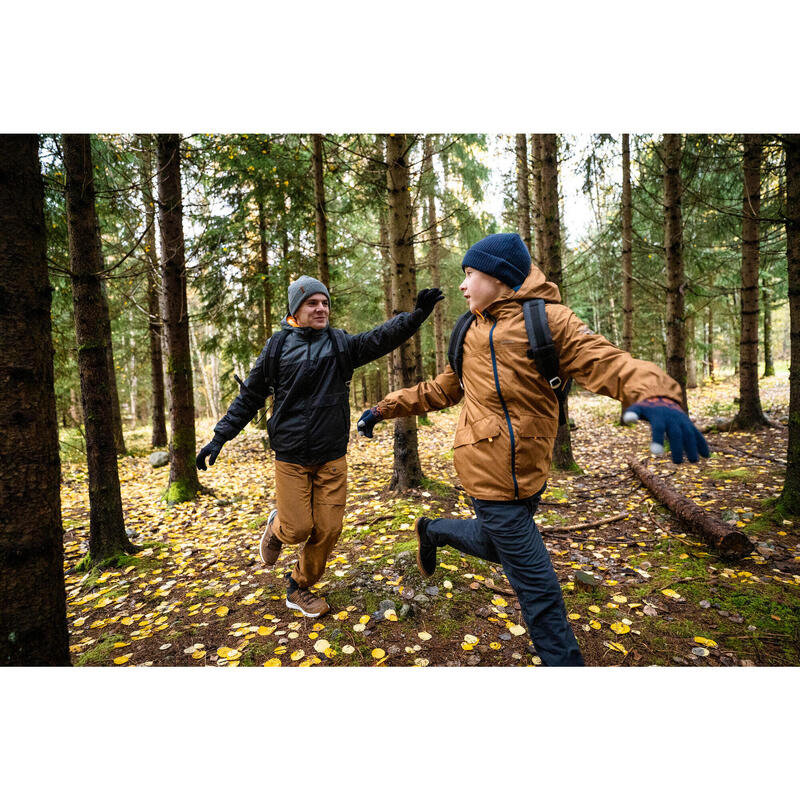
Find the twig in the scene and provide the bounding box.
[542,512,630,534]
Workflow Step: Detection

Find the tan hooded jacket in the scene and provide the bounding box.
[376,265,683,501]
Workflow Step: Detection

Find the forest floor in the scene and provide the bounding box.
[59,371,799,668]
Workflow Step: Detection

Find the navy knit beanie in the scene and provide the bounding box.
[461,233,531,290]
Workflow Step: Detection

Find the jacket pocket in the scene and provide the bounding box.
[453,415,503,448]
[514,413,558,441]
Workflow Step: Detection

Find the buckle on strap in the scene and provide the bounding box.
[549,376,562,389]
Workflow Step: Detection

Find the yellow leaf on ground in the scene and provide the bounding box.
[417,631,432,640]
[263,658,281,667]
[464,634,479,644]
[661,589,682,599]
[352,624,366,633]
[604,641,628,655]
[113,654,131,665]
[414,658,429,667]
[508,624,526,636]
[489,642,502,650]
[341,645,355,655]
[371,648,386,659]
[313,639,330,653]
[290,650,305,661]
[612,595,628,604]
[215,606,229,617]
[694,636,718,648]
[589,620,602,630]
[359,615,370,624]
[191,650,206,660]
[568,613,581,620]
[610,622,630,635]
[588,605,601,614]
[257,626,275,636]
[383,610,398,621]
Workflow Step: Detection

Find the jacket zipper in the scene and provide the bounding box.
[489,320,519,499]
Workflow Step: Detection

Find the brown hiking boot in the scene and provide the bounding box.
[258,509,282,566]
[286,586,330,618]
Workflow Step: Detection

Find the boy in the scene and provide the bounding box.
[357,233,708,665]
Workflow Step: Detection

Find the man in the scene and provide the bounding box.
[197,275,442,618]
[358,233,708,665]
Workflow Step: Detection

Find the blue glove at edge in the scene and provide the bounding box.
[357,407,383,438]
[623,397,710,464]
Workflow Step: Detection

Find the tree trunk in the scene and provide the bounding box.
[733,134,768,428]
[312,134,330,289]
[104,311,126,454]
[627,457,753,557]
[63,134,136,563]
[539,134,577,471]
[663,134,688,411]
[156,134,202,504]
[139,135,168,448]
[686,315,698,389]
[530,134,545,273]
[257,195,272,337]
[707,305,715,381]
[621,133,634,353]
[762,283,775,377]
[422,135,447,375]
[515,133,532,254]
[386,134,424,491]
[0,134,70,665]
[778,134,800,517]
[379,209,398,393]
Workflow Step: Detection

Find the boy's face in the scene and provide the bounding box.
[294,293,330,329]
[459,267,504,313]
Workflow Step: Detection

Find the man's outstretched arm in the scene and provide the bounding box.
[346,289,443,369]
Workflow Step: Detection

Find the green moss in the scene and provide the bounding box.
[436,617,461,637]
[76,633,125,666]
[361,592,379,614]
[420,476,454,498]
[708,467,754,482]
[163,477,200,505]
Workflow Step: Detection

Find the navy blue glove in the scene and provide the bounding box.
[623,397,710,464]
[196,436,224,470]
[357,407,383,438]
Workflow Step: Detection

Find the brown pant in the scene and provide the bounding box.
[272,455,347,588]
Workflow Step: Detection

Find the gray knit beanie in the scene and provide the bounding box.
[287,275,331,317]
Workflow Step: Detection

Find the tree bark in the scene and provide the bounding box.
[422,135,447,376]
[540,134,577,470]
[515,134,532,254]
[379,209,398,393]
[157,134,202,504]
[707,305,715,381]
[386,134,424,491]
[0,134,70,665]
[627,457,754,557]
[621,133,634,353]
[778,134,800,517]
[663,134,688,411]
[312,134,330,289]
[762,283,774,377]
[686,315,698,389]
[733,134,768,428]
[256,195,272,338]
[63,134,136,562]
[104,287,127,455]
[139,135,168,448]
[530,134,545,272]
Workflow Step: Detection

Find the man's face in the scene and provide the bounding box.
[459,268,504,313]
[294,293,330,329]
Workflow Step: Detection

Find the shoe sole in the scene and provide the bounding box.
[416,519,434,578]
[258,510,279,565]
[285,599,327,618]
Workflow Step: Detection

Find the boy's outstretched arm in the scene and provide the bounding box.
[357,365,463,438]
[551,307,709,464]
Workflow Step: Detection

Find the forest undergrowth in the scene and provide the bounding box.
[59,371,799,667]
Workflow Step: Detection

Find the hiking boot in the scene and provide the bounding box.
[258,509,282,566]
[415,517,436,578]
[286,586,330,618]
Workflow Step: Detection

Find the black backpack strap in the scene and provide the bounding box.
[521,299,571,425]
[447,311,475,387]
[263,328,290,394]
[328,327,354,387]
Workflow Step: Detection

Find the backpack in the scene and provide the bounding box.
[446,298,572,426]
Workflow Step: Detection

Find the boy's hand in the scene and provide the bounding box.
[196,436,224,470]
[414,288,444,319]
[623,396,710,464]
[357,407,383,438]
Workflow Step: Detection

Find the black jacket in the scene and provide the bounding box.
[213,310,426,465]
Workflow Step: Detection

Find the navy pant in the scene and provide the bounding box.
[428,489,584,666]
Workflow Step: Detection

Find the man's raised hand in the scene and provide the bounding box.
[622,396,710,464]
[414,288,444,319]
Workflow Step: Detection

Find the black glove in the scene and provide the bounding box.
[357,407,383,438]
[196,436,225,470]
[414,288,444,320]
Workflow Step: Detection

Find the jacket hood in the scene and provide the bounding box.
[280,315,329,337]
[485,264,561,312]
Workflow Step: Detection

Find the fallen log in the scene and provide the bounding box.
[626,457,754,557]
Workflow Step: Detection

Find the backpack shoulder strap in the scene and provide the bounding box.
[521,299,571,425]
[264,329,290,393]
[447,311,475,386]
[328,327,354,386]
